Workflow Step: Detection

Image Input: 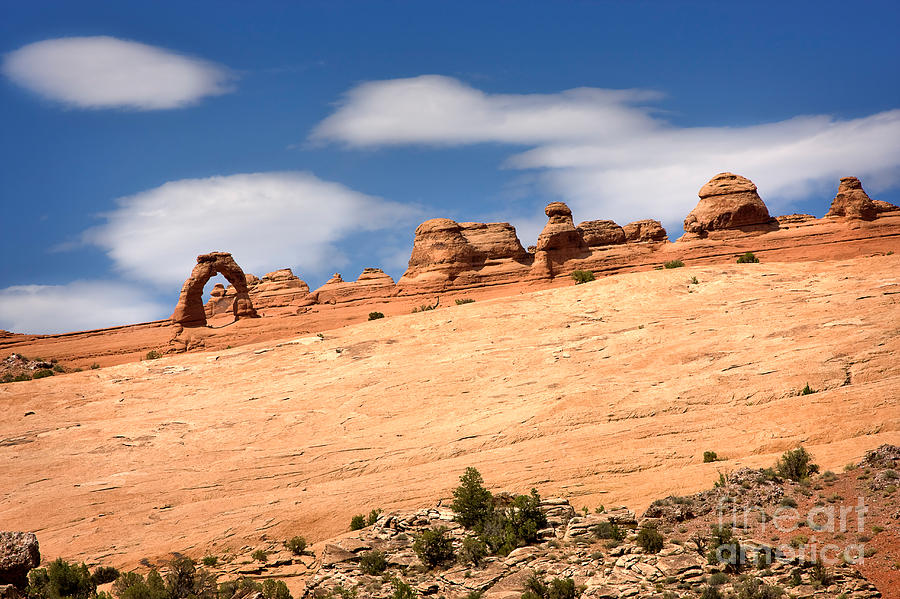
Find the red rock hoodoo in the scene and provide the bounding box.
[623,219,668,242]
[826,176,880,220]
[683,173,773,236]
[171,252,259,327]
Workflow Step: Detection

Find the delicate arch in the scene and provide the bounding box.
[171,252,259,326]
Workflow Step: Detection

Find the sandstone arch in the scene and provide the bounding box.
[171,252,259,326]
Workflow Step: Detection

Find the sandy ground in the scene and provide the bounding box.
[1,255,898,570]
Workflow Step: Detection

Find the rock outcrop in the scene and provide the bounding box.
[623,219,668,242]
[0,532,39,589]
[396,219,530,294]
[313,269,395,304]
[683,173,773,235]
[576,219,626,246]
[827,177,878,220]
[205,268,313,317]
[530,202,590,278]
[171,252,258,327]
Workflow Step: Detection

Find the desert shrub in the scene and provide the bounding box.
[700,587,723,599]
[250,549,267,563]
[111,570,166,599]
[776,447,819,482]
[164,557,216,599]
[359,550,388,575]
[779,496,797,508]
[689,276,699,284]
[52,363,66,373]
[663,259,685,269]
[201,556,218,567]
[457,536,488,567]
[733,576,783,599]
[145,351,162,360]
[90,363,100,370]
[367,312,384,321]
[480,489,548,556]
[411,304,436,313]
[809,559,831,586]
[703,451,718,463]
[451,467,493,529]
[91,567,120,586]
[261,580,291,599]
[32,369,54,379]
[455,298,475,305]
[592,521,624,542]
[350,514,366,530]
[284,536,307,555]
[636,524,664,553]
[413,526,455,568]
[366,508,382,526]
[390,578,415,599]
[218,577,261,599]
[571,270,595,284]
[521,572,581,599]
[707,525,744,572]
[799,383,815,395]
[707,572,728,586]
[737,252,760,264]
[27,559,96,599]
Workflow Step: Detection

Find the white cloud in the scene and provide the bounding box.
[2,36,233,110]
[312,76,900,232]
[0,281,167,334]
[84,172,421,287]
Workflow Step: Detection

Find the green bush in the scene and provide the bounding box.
[201,556,218,567]
[350,514,366,530]
[737,252,760,264]
[457,536,488,567]
[571,270,595,284]
[145,351,162,360]
[261,580,291,599]
[799,383,815,395]
[689,276,699,284]
[164,556,216,599]
[707,525,745,573]
[479,489,548,556]
[91,567,120,586]
[703,451,719,463]
[90,363,100,370]
[591,520,624,542]
[113,570,167,599]
[776,446,819,482]
[52,363,66,373]
[217,577,260,599]
[707,572,728,586]
[455,298,475,305]
[32,369,54,379]
[368,312,385,320]
[390,578,416,599]
[451,467,494,529]
[27,558,96,599]
[413,526,455,568]
[411,304,436,313]
[700,586,723,599]
[283,536,307,555]
[521,572,582,599]
[663,259,685,269]
[636,524,664,553]
[359,549,388,575]
[251,549,267,562]
[733,577,783,599]
[366,508,382,526]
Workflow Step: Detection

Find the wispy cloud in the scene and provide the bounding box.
[83,171,422,287]
[312,75,900,230]
[2,36,234,110]
[0,281,168,334]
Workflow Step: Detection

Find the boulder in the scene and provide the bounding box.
[576,220,626,246]
[0,532,39,589]
[535,202,587,252]
[623,219,668,242]
[826,177,878,220]
[683,173,772,234]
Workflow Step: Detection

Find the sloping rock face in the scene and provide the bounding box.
[0,532,39,588]
[827,177,878,220]
[313,269,395,304]
[623,219,668,242]
[576,220,626,246]
[396,219,530,294]
[683,173,772,235]
[171,252,258,327]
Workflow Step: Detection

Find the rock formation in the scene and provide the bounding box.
[623,219,668,242]
[205,268,313,317]
[530,202,590,278]
[827,176,879,220]
[171,252,259,327]
[683,173,773,235]
[0,532,39,589]
[576,219,626,246]
[313,269,395,304]
[396,219,530,294]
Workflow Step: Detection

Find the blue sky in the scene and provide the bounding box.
[1,1,899,333]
